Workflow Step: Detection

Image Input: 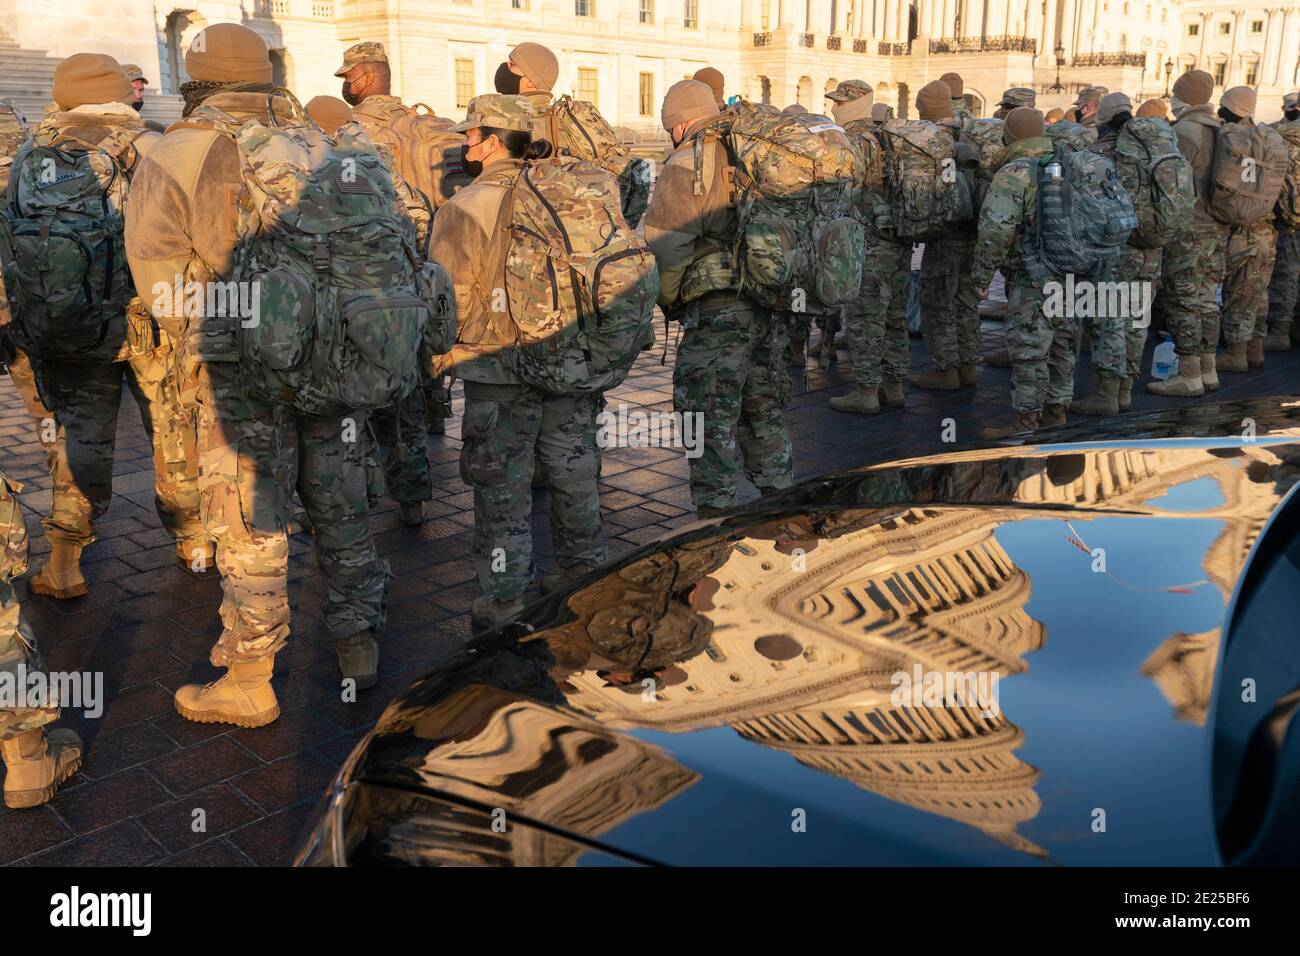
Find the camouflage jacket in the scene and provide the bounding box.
[971,135,1055,289]
[1045,120,1095,152]
[951,98,972,123]
[427,157,523,385]
[1171,104,1222,225]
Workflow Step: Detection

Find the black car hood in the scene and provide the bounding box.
[348,397,1300,865]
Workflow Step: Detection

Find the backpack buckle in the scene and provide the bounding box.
[312,241,331,273]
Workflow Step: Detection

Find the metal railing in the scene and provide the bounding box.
[853,38,868,53]
[1072,52,1147,67]
[826,35,841,51]
[753,31,773,47]
[878,41,911,56]
[799,33,815,48]
[928,35,1037,54]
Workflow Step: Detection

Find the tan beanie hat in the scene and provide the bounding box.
[1220,85,1256,118]
[1096,91,1132,125]
[940,72,963,98]
[52,53,133,110]
[693,67,725,106]
[662,79,719,132]
[1044,107,1065,124]
[509,42,559,93]
[1171,70,1214,107]
[1137,98,1168,119]
[871,102,894,123]
[783,103,808,115]
[185,23,272,84]
[306,95,353,134]
[1003,107,1044,144]
[916,80,953,120]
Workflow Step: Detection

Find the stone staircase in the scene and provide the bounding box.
[0,25,182,128]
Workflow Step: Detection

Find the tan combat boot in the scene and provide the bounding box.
[29,540,87,599]
[1118,376,1134,411]
[958,364,978,386]
[982,410,1042,440]
[471,596,526,630]
[1068,374,1121,417]
[828,388,881,415]
[1041,403,1068,428]
[1263,322,1293,352]
[1146,356,1204,396]
[983,349,1012,368]
[177,538,216,574]
[174,656,279,728]
[908,367,961,390]
[881,381,905,407]
[1247,337,1265,367]
[1218,341,1249,373]
[1199,353,1219,392]
[336,631,379,690]
[2,728,83,809]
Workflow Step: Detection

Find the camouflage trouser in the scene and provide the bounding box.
[1265,225,1299,334]
[460,382,606,602]
[1222,221,1278,344]
[5,344,56,470]
[195,362,388,665]
[919,236,981,369]
[843,238,912,391]
[1087,246,1162,380]
[673,296,794,511]
[367,387,432,504]
[37,342,203,548]
[0,478,57,741]
[1005,271,1073,413]
[1162,222,1229,357]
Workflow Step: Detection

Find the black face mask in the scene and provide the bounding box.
[1286,109,1300,122]
[494,62,520,95]
[341,81,361,107]
[131,100,144,112]
[460,143,483,179]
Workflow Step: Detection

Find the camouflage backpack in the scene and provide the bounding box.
[841,118,889,226]
[1030,144,1137,281]
[497,156,657,395]
[703,104,866,314]
[1112,117,1195,248]
[543,95,652,229]
[1272,121,1300,229]
[355,101,473,210]
[1045,121,1095,152]
[878,119,973,241]
[1206,121,1288,227]
[186,97,441,416]
[0,119,142,360]
[960,118,1007,210]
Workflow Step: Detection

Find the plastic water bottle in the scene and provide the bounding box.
[1152,334,1176,380]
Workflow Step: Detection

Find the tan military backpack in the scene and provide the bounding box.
[362,101,474,210]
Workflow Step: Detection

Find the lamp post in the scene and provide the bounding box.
[1163,59,1173,96]
[1052,44,1065,93]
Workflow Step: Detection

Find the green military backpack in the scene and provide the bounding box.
[189,96,439,417]
[703,103,866,315]
[960,118,1007,210]
[1206,121,1288,227]
[498,155,658,395]
[1,120,141,360]
[841,117,890,228]
[1045,121,1095,152]
[1031,145,1137,281]
[1274,121,1300,229]
[878,119,973,242]
[543,95,652,229]
[1112,116,1195,249]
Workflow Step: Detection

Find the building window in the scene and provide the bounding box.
[1218,22,1230,35]
[455,58,474,109]
[575,0,591,16]
[640,0,653,23]
[684,0,698,29]
[1213,61,1226,85]
[1249,20,1263,33]
[1244,62,1258,85]
[1187,23,1198,36]
[639,72,654,115]
[578,67,598,104]
[760,76,771,105]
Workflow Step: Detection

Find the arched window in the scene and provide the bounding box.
[760,76,772,105]
[797,75,813,105]
[163,10,208,95]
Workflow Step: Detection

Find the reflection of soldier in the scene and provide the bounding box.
[0,474,83,809]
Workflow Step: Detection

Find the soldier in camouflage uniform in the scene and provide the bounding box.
[334,42,435,527]
[125,24,390,724]
[646,81,794,514]
[913,80,981,391]
[0,473,84,808]
[1073,86,1107,135]
[971,108,1068,437]
[1150,71,1227,398]
[1072,93,1160,415]
[1265,92,1300,351]
[825,80,910,415]
[430,94,607,629]
[941,72,971,122]
[6,57,206,601]
[1212,87,1278,375]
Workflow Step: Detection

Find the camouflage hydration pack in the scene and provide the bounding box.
[352,101,473,212]
[1206,121,1288,227]
[1272,121,1300,229]
[1045,121,1095,152]
[190,98,440,416]
[1031,145,1137,280]
[543,95,652,229]
[960,118,1007,210]
[1112,117,1195,248]
[0,120,142,360]
[706,104,866,314]
[841,118,890,229]
[498,156,658,395]
[879,120,973,241]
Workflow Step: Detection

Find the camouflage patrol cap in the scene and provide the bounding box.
[121,64,147,85]
[335,41,387,77]
[826,79,873,103]
[1073,85,1108,107]
[1282,92,1298,111]
[999,87,1035,110]
[449,94,535,133]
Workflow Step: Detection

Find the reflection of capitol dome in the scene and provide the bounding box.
[735,700,1046,858]
[1141,630,1220,726]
